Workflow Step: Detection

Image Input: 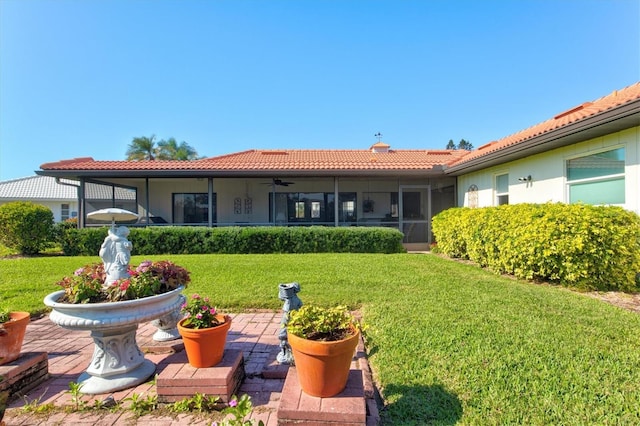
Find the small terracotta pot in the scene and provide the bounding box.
[288,327,360,397]
[178,314,231,368]
[0,311,30,366]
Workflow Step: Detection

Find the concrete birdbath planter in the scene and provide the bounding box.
[43,208,189,394]
[44,287,185,394]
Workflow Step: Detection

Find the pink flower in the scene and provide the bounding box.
[229,399,238,408]
[196,313,203,319]
[209,307,217,315]
[74,267,84,276]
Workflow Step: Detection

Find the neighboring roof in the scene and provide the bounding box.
[446,82,640,173]
[0,175,135,200]
[39,148,470,178]
[0,176,78,200]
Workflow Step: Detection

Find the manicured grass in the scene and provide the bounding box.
[1,253,639,424]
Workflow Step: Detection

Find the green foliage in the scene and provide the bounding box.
[180,293,223,329]
[287,305,358,341]
[0,309,9,323]
[58,226,405,256]
[169,392,220,412]
[217,394,264,426]
[0,201,54,255]
[67,382,86,411]
[55,260,190,303]
[52,219,81,255]
[432,203,640,291]
[123,392,157,415]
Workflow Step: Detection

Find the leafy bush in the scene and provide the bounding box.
[58,226,405,256]
[0,201,54,255]
[432,203,640,292]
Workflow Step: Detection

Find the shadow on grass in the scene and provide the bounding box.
[380,383,462,425]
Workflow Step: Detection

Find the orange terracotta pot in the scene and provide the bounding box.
[288,327,360,398]
[0,311,30,366]
[177,314,231,368]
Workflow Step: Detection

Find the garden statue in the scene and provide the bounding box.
[100,225,133,285]
[277,282,302,364]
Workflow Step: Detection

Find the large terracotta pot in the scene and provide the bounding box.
[288,327,360,397]
[0,311,30,366]
[178,314,231,368]
[44,286,185,394]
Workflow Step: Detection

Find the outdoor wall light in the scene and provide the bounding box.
[518,175,532,182]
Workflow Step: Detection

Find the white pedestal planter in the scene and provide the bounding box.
[44,287,184,394]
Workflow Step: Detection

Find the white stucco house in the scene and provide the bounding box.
[0,176,79,222]
[446,83,639,214]
[24,81,640,249]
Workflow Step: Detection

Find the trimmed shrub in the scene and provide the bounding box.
[60,226,406,256]
[0,201,54,255]
[432,203,640,292]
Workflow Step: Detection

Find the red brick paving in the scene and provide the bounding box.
[3,311,379,425]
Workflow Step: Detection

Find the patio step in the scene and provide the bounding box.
[156,349,245,404]
[277,367,367,426]
[0,352,48,402]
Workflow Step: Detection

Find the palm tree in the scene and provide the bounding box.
[126,135,158,161]
[156,138,199,160]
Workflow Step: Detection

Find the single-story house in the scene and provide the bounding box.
[0,175,135,223]
[35,82,640,249]
[447,83,639,214]
[0,176,79,222]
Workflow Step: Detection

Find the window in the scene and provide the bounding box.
[311,201,321,218]
[173,193,216,224]
[495,174,509,205]
[567,148,625,205]
[61,204,70,221]
[269,192,356,224]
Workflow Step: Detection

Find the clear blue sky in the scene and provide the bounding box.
[1,0,638,181]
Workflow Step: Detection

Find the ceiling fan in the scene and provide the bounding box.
[263,178,295,187]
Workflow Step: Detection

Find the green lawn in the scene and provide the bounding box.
[1,253,639,424]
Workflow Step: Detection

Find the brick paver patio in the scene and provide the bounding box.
[2,311,379,425]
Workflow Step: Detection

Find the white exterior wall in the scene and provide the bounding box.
[457,126,640,214]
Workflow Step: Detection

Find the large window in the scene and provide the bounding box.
[495,174,509,205]
[567,148,625,205]
[173,193,216,224]
[269,192,356,224]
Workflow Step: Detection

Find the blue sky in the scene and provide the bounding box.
[1,0,638,181]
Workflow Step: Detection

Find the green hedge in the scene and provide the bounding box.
[54,225,406,256]
[432,203,640,292]
[0,201,54,255]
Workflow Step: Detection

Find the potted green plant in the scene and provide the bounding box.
[286,305,360,397]
[0,309,30,366]
[177,294,231,368]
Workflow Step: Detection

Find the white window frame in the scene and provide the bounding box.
[565,146,625,206]
[495,173,509,206]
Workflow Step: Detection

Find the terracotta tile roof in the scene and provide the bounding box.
[40,149,470,173]
[451,82,640,166]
